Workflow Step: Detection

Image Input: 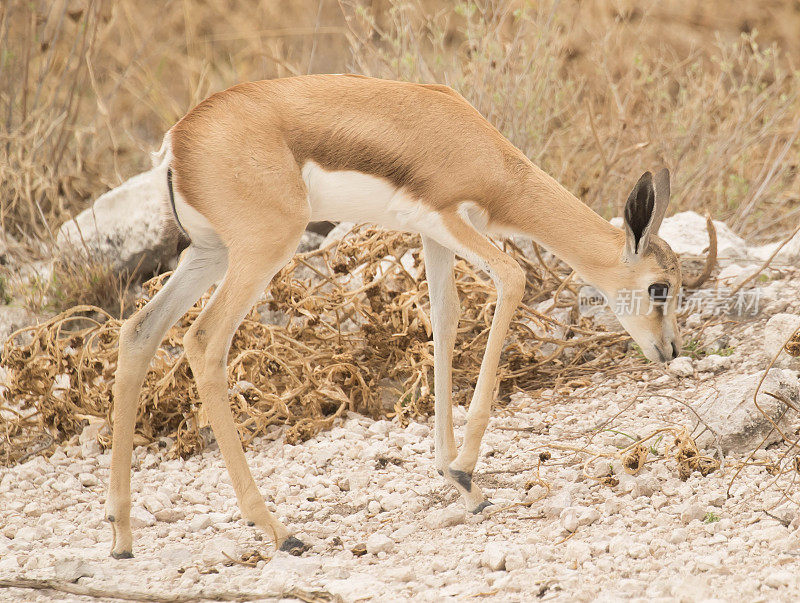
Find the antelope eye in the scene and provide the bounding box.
[648,283,670,303]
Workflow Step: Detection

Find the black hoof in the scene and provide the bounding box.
[246,521,255,527]
[448,468,473,492]
[279,536,310,556]
[111,550,133,559]
[472,500,493,514]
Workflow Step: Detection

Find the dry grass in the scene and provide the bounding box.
[1,1,800,464]
[346,1,800,237]
[2,0,799,261]
[0,0,348,251]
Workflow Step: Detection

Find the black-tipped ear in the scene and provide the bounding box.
[624,171,656,256]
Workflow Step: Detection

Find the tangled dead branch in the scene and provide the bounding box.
[1,227,645,464]
[785,328,800,357]
[579,426,719,485]
[670,427,720,480]
[621,444,650,475]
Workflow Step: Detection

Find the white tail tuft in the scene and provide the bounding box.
[150,130,173,169]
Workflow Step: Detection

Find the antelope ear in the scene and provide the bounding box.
[651,168,671,233]
[622,169,670,260]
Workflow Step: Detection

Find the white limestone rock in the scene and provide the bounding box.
[424,504,466,529]
[201,536,237,565]
[764,313,800,369]
[559,506,600,532]
[130,506,156,529]
[696,354,733,373]
[160,544,194,567]
[54,556,96,582]
[668,356,694,377]
[56,168,178,276]
[481,542,507,571]
[365,533,394,554]
[680,501,707,524]
[694,369,799,454]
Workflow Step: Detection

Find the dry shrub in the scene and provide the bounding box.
[0,226,643,464]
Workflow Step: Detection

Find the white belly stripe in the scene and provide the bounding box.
[302,160,423,230]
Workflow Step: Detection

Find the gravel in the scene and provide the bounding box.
[2,275,800,601]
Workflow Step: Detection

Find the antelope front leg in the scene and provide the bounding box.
[447,256,525,512]
[423,214,527,512]
[422,236,459,475]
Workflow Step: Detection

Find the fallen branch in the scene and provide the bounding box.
[0,578,340,603]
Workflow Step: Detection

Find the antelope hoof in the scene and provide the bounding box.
[472,500,493,514]
[106,512,133,558]
[279,535,310,556]
[448,468,473,492]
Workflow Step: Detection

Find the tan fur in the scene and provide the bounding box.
[106,74,682,557]
[170,75,620,263]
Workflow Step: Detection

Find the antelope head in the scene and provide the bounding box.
[601,169,683,363]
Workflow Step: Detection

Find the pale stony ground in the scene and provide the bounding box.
[2,270,800,602]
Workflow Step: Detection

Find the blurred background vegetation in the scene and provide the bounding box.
[1,0,799,261]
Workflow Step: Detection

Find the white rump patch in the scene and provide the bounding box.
[147,131,224,248]
[173,190,221,247]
